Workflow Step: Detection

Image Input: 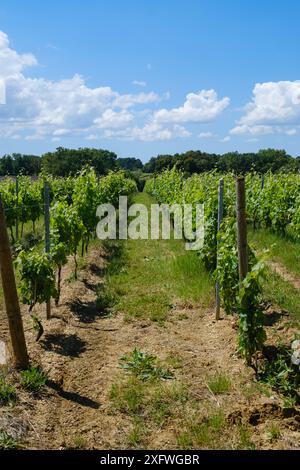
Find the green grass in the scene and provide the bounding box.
[109,347,256,450]
[267,422,281,442]
[69,435,87,450]
[103,193,213,324]
[0,430,17,449]
[165,353,183,370]
[109,349,189,447]
[178,414,256,450]
[109,377,145,415]
[149,382,188,426]
[236,425,256,450]
[207,372,232,394]
[109,375,189,447]
[20,365,47,393]
[127,417,146,448]
[95,283,119,312]
[0,376,17,406]
[177,411,226,449]
[249,227,300,277]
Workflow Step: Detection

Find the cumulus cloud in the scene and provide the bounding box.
[231,81,300,136]
[198,131,215,138]
[102,123,191,142]
[132,80,147,87]
[230,124,298,136]
[94,109,134,129]
[154,90,230,124]
[0,30,229,143]
[230,124,275,136]
[0,31,37,78]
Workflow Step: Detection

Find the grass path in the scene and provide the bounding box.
[103,192,213,324]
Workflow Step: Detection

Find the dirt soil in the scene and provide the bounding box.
[0,245,299,450]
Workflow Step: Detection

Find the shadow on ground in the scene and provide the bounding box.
[47,381,100,409]
[263,309,289,326]
[67,298,110,323]
[40,333,87,357]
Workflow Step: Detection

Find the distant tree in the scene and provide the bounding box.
[117,157,143,171]
[145,148,296,175]
[41,147,118,176]
[0,154,41,176]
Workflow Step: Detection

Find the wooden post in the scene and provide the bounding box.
[44,182,51,319]
[236,176,248,282]
[261,175,264,190]
[0,195,29,369]
[215,178,224,320]
[15,176,19,240]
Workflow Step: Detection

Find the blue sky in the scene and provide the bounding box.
[1,0,300,161]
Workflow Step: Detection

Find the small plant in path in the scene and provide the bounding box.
[0,376,17,406]
[0,430,17,449]
[207,372,232,394]
[20,366,47,393]
[259,346,300,402]
[119,348,173,381]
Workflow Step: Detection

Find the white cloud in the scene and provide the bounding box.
[102,123,191,142]
[221,136,231,142]
[154,90,229,124]
[0,30,168,141]
[85,134,99,141]
[113,91,160,109]
[230,124,298,136]
[132,80,147,87]
[0,30,229,143]
[94,109,134,129]
[0,31,37,78]
[285,128,297,136]
[230,124,275,136]
[0,78,5,104]
[198,131,215,138]
[231,81,300,136]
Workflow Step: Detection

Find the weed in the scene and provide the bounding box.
[96,283,118,311]
[177,411,226,449]
[165,353,183,370]
[109,378,145,415]
[71,435,87,449]
[119,348,173,381]
[237,425,255,450]
[259,347,300,402]
[20,366,47,393]
[0,430,17,449]
[127,417,146,448]
[207,373,232,394]
[267,422,281,441]
[149,383,188,426]
[0,376,17,406]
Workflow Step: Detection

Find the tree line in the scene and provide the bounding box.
[144,149,300,174]
[0,147,299,177]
